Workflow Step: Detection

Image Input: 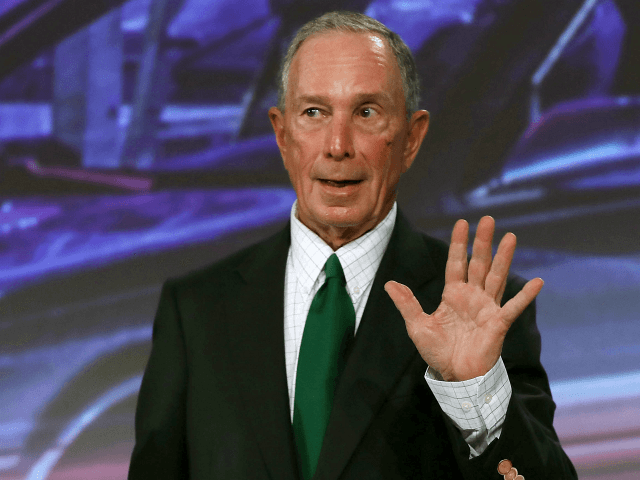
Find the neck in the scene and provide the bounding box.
[315,224,374,251]
[296,202,395,251]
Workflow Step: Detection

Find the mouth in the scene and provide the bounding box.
[319,179,363,188]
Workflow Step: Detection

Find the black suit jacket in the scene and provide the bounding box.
[128,212,577,479]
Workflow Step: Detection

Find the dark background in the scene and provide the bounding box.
[1,0,639,478]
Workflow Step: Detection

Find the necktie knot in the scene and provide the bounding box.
[324,254,345,282]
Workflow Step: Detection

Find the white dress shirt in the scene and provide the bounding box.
[284,201,511,458]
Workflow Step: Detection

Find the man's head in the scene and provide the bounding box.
[277,12,420,120]
[269,12,429,250]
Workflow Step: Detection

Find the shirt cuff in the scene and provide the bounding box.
[424,357,512,458]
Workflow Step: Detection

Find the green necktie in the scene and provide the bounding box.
[293,253,356,480]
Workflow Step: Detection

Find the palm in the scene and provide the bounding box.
[385,216,543,382]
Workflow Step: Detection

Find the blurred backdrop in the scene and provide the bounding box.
[1,0,639,478]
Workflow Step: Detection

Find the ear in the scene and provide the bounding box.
[402,110,430,172]
[269,106,287,160]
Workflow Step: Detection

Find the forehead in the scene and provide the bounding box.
[287,31,403,104]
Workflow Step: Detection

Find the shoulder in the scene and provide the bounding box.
[419,231,450,270]
[393,211,451,274]
[164,222,291,295]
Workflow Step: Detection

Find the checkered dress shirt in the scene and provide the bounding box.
[284,201,511,458]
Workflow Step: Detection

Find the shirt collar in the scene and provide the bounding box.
[289,201,397,295]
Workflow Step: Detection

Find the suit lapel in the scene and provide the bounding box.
[225,224,299,480]
[315,213,444,480]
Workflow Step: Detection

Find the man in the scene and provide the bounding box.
[129,11,577,480]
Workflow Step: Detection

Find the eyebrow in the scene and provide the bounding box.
[295,92,393,108]
[296,95,331,106]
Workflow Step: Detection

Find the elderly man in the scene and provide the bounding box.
[128,11,576,480]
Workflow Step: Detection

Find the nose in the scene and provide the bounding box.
[325,113,355,160]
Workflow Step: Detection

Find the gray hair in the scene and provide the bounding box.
[277,11,420,119]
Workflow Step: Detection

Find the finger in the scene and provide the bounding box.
[485,232,516,301]
[445,219,469,285]
[494,233,516,303]
[500,278,544,327]
[496,275,508,305]
[468,216,495,288]
[384,281,427,325]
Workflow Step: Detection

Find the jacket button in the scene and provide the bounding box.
[497,459,512,475]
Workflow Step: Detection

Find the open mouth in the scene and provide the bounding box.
[320,179,363,187]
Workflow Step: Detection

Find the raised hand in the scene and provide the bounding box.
[384,216,544,382]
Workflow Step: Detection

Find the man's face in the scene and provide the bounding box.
[269,31,429,247]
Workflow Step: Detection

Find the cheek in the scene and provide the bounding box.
[367,136,400,178]
[282,132,303,173]
[361,129,392,156]
[286,129,318,167]
[284,148,315,189]
[370,138,406,195]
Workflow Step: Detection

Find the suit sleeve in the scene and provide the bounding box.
[441,277,578,480]
[128,280,189,480]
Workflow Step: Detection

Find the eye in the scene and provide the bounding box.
[304,108,321,118]
[359,107,377,118]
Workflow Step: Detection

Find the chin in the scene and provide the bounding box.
[319,206,371,228]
